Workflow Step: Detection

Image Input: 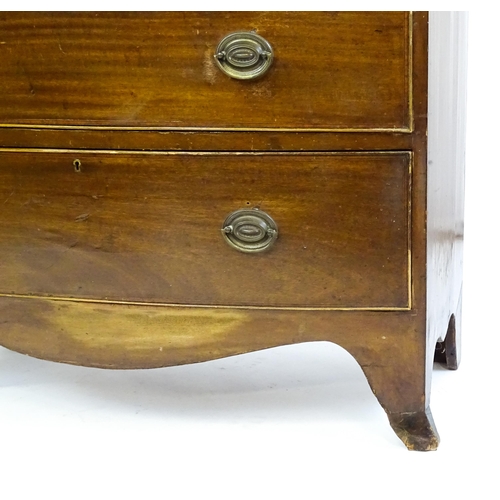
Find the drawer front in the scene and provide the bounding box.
[0,151,410,309]
[0,12,410,131]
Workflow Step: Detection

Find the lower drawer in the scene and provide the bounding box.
[0,151,410,309]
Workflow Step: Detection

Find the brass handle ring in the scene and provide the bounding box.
[221,208,278,253]
[214,32,274,80]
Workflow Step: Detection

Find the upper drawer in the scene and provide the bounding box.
[0,12,411,132]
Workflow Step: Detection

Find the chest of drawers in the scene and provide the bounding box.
[0,12,466,450]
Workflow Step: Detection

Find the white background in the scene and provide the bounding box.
[1,6,498,499]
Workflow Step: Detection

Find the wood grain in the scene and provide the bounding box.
[0,292,437,447]
[0,12,458,451]
[0,150,410,309]
[0,12,410,131]
[0,128,414,152]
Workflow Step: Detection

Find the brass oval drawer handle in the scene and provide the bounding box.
[214,32,274,80]
[221,208,278,253]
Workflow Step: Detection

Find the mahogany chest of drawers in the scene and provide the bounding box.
[0,12,466,450]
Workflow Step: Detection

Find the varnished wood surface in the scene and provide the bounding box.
[0,12,410,131]
[0,296,424,408]
[0,292,438,448]
[0,128,415,152]
[0,12,458,451]
[0,150,410,308]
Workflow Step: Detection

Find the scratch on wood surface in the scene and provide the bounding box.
[3,191,14,204]
[75,213,89,222]
[251,80,272,98]
[203,46,217,85]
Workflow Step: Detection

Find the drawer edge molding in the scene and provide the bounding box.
[0,293,412,312]
[0,124,414,133]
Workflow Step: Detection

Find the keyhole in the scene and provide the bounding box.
[73,159,82,173]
